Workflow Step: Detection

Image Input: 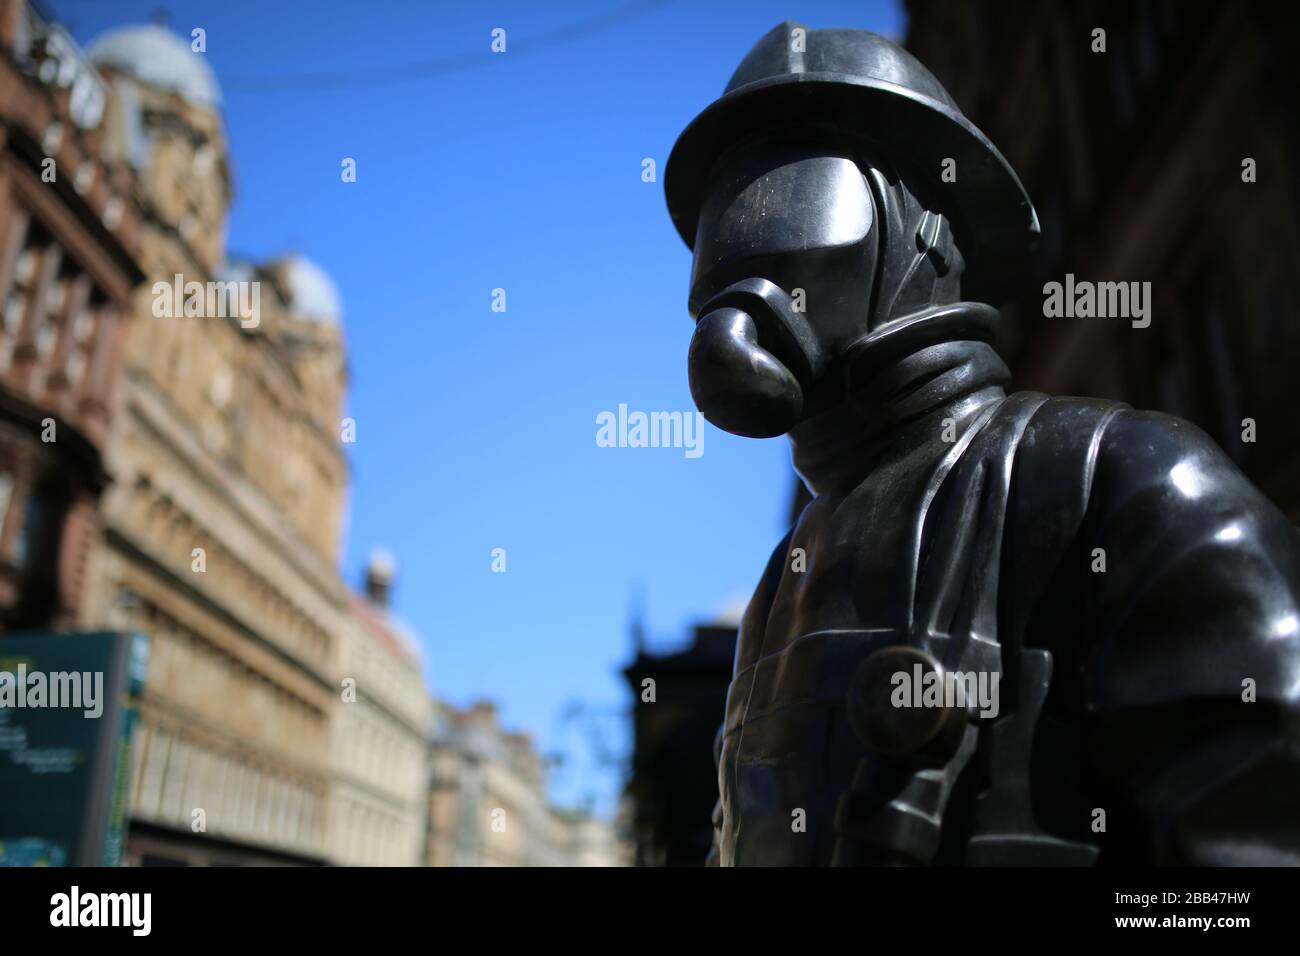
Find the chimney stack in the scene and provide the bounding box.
[364,548,396,607]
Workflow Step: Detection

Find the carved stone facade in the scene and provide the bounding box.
[0,0,143,631]
[3,3,618,867]
[70,19,352,865]
[425,699,621,867]
[330,555,430,866]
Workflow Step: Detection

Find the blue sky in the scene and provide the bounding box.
[53,0,904,813]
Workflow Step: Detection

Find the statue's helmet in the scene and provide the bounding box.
[664,22,1039,298]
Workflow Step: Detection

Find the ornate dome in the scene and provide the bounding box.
[366,548,397,587]
[88,25,221,107]
[281,255,342,326]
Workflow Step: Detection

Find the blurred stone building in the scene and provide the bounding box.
[907,0,1300,519]
[0,3,623,868]
[622,621,736,866]
[0,0,143,631]
[66,19,354,865]
[331,552,430,866]
[425,698,620,866]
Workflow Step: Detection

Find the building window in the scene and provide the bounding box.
[10,491,42,568]
[0,246,39,370]
[0,473,13,541]
[64,306,92,388]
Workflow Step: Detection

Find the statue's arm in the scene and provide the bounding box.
[706,526,795,865]
[1077,410,1300,864]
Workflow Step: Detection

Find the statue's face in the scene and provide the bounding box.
[686,144,879,438]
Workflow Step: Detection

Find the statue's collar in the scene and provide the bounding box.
[789,302,1009,497]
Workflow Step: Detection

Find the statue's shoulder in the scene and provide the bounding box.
[1007,393,1247,508]
[1010,391,1130,448]
[1085,404,1267,514]
[1063,401,1300,705]
[1012,394,1294,564]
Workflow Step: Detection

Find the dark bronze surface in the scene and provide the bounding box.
[665,22,1300,866]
